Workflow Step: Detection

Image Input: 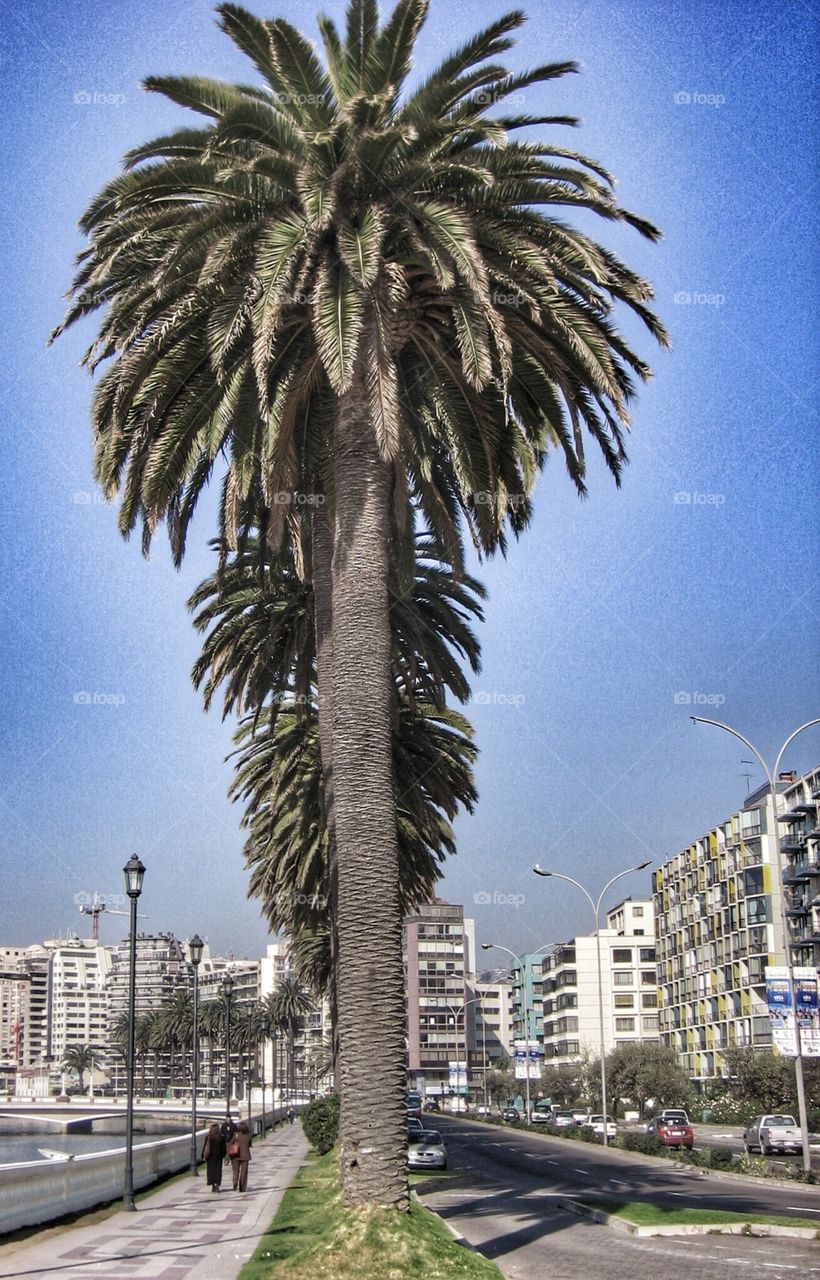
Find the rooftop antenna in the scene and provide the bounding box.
[740,759,756,796]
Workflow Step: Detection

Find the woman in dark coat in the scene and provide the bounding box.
[230,1120,252,1192]
[202,1121,226,1191]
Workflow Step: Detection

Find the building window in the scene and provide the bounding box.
[640,970,656,985]
[612,948,633,963]
[614,994,634,1008]
[642,1016,659,1032]
[641,993,658,1009]
[613,971,634,985]
[615,1017,635,1032]
[633,906,644,916]
[639,947,656,963]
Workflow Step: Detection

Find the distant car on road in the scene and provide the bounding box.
[408,1128,447,1171]
[501,1107,522,1123]
[407,1116,425,1137]
[423,1098,440,1112]
[406,1091,423,1119]
[646,1113,693,1148]
[581,1114,617,1139]
[550,1110,578,1128]
[743,1114,803,1156]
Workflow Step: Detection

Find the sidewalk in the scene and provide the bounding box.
[0,1123,308,1280]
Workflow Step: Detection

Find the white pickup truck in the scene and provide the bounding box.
[743,1114,803,1156]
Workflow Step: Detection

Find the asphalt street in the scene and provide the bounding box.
[415,1116,820,1280]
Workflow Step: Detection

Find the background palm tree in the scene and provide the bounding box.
[270,975,313,1102]
[54,0,665,1205]
[61,1044,103,1093]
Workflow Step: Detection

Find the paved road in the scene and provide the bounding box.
[415,1116,820,1280]
[0,1123,308,1279]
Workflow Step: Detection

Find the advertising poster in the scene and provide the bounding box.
[765,965,820,1057]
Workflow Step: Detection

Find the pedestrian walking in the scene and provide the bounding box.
[286,1105,295,1125]
[201,1121,226,1192]
[229,1119,252,1191]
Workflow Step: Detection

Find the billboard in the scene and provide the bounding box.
[765,966,820,1057]
[513,1040,542,1080]
[448,1061,467,1091]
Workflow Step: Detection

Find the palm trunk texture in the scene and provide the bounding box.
[331,362,408,1209]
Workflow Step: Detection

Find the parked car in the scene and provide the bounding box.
[501,1107,522,1123]
[743,1114,803,1156]
[405,1091,423,1119]
[408,1128,447,1171]
[475,1104,493,1116]
[551,1110,578,1128]
[570,1108,591,1126]
[406,1116,425,1137]
[581,1114,617,1139]
[646,1113,693,1148]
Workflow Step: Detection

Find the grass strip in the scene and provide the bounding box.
[581,1198,816,1230]
[239,1150,502,1280]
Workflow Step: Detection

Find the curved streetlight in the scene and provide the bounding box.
[691,715,820,1172]
[442,996,485,1112]
[532,862,652,1145]
[188,935,204,1175]
[481,942,559,1120]
[122,854,146,1210]
[221,972,234,1120]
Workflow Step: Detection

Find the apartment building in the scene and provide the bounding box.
[468,979,513,1063]
[508,954,545,1047]
[541,899,659,1065]
[0,946,51,1071]
[404,901,476,1097]
[778,766,820,969]
[653,779,792,1081]
[259,942,330,1096]
[43,938,112,1064]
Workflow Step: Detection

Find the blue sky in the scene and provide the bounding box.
[0,0,817,960]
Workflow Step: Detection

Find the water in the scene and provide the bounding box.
[0,1131,183,1166]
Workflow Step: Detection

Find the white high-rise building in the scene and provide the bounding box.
[541,898,659,1065]
[42,938,112,1064]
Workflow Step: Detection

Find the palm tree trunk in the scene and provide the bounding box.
[331,360,408,1209]
[312,506,340,1079]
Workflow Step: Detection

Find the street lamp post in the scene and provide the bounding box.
[691,715,820,1173]
[532,862,651,1146]
[482,944,542,1121]
[188,935,203,1175]
[122,854,146,1210]
[221,973,234,1119]
[443,997,484,1112]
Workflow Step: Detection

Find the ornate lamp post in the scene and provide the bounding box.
[221,972,234,1118]
[532,861,651,1145]
[122,854,145,1210]
[188,934,204,1175]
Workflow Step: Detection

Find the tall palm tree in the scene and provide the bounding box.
[158,990,194,1094]
[270,974,313,1101]
[61,1044,103,1093]
[199,999,224,1091]
[53,0,666,1205]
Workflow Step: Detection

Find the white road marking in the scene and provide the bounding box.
[572,1167,591,1175]
[786,1205,820,1212]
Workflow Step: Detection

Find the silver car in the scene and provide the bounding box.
[408,1128,447,1171]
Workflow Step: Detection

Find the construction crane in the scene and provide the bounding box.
[78,894,148,941]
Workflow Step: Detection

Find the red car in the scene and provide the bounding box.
[647,1109,693,1149]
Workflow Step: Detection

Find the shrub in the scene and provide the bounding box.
[737,1151,771,1178]
[619,1131,666,1156]
[579,1126,598,1142]
[706,1146,735,1170]
[300,1094,340,1155]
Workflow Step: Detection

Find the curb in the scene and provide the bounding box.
[410,1189,482,1254]
[559,1196,819,1240]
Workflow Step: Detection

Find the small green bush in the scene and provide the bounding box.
[706,1147,735,1170]
[619,1131,666,1156]
[579,1126,597,1142]
[300,1094,340,1155]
